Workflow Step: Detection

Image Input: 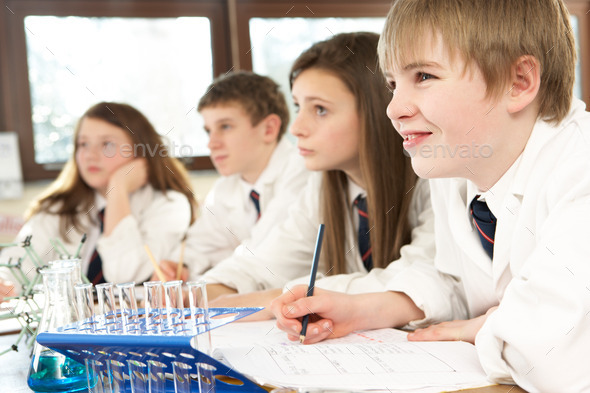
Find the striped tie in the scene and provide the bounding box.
[87,208,106,284]
[470,196,496,259]
[354,195,373,270]
[250,190,261,221]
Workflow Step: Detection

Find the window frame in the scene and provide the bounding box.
[1,0,231,181]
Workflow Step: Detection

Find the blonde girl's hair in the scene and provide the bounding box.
[26,102,198,239]
[378,0,576,124]
[290,32,417,274]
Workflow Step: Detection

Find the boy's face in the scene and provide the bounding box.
[384,34,507,184]
[202,103,272,184]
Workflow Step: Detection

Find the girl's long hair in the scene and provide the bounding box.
[290,32,417,274]
[26,102,197,240]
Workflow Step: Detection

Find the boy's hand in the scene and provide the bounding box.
[152,260,189,282]
[108,158,148,194]
[270,285,362,344]
[407,306,498,344]
[0,280,17,303]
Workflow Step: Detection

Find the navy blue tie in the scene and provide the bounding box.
[87,208,106,284]
[470,196,496,259]
[250,190,261,221]
[354,195,373,270]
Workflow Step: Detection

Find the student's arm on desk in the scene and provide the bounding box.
[209,288,281,320]
[206,283,238,301]
[271,286,425,344]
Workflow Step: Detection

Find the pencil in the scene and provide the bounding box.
[74,233,87,259]
[144,244,167,282]
[176,236,186,281]
[299,223,325,344]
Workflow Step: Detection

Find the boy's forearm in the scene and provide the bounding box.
[206,283,238,301]
[353,291,424,331]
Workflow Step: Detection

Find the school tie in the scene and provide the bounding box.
[470,196,496,259]
[354,195,373,270]
[87,208,106,285]
[249,190,261,221]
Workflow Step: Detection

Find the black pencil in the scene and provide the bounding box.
[299,223,325,344]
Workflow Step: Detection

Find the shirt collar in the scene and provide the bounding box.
[347,177,367,206]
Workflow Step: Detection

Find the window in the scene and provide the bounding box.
[250,17,385,125]
[1,0,230,180]
[26,16,214,166]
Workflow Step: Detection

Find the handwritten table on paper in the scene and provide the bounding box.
[213,321,492,392]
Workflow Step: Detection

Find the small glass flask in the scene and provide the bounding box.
[27,265,87,392]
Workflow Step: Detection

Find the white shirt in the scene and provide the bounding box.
[203,172,434,294]
[285,177,434,293]
[174,138,310,281]
[0,185,191,285]
[387,99,590,392]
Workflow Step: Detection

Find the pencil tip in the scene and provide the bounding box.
[299,335,305,344]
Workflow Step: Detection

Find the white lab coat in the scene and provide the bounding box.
[0,185,191,285]
[177,138,310,281]
[203,172,434,294]
[388,99,590,392]
[285,177,434,293]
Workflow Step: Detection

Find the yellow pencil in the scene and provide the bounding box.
[176,237,186,281]
[144,244,166,282]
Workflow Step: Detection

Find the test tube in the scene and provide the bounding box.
[96,282,118,333]
[85,359,112,393]
[196,363,217,393]
[143,281,163,333]
[108,359,129,393]
[127,359,148,393]
[117,282,139,333]
[172,361,192,393]
[163,280,184,331]
[147,360,167,393]
[75,282,95,332]
[187,280,212,355]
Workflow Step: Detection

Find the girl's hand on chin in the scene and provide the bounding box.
[108,158,148,194]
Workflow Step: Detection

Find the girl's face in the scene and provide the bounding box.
[75,117,135,194]
[290,68,362,183]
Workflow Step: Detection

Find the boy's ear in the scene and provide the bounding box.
[261,113,281,143]
[506,55,541,114]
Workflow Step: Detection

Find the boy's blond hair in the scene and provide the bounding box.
[198,71,289,139]
[378,0,576,124]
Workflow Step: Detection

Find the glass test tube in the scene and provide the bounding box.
[117,281,139,332]
[96,282,118,333]
[74,282,95,332]
[127,359,148,393]
[197,362,217,393]
[143,281,163,333]
[163,280,184,331]
[85,359,111,393]
[187,280,212,355]
[147,360,167,393]
[172,361,192,393]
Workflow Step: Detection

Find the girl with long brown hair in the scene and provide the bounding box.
[204,32,434,310]
[1,102,196,299]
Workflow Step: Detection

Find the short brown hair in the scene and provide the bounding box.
[378,0,576,124]
[198,71,290,139]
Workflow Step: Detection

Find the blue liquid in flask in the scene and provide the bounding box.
[27,350,87,392]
